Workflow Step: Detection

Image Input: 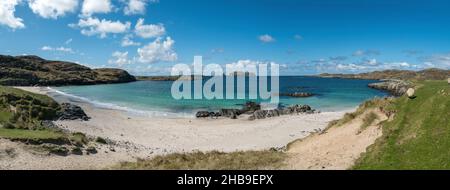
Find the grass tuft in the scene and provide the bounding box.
[115,150,286,170]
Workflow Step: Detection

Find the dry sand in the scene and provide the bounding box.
[284,108,387,170]
[0,86,351,170]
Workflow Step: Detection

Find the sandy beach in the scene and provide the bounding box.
[0,87,353,169]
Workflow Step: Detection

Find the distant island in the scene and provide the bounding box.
[319,68,450,80]
[0,55,136,86]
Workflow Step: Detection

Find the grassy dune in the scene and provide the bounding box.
[0,86,90,150]
[354,80,450,169]
[116,150,286,170]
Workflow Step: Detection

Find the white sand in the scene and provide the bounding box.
[0,86,353,169]
[285,108,387,170]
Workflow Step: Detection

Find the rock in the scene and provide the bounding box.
[448,78,450,84]
[58,103,90,121]
[368,79,411,96]
[86,146,97,154]
[70,147,83,155]
[220,109,242,118]
[241,101,261,113]
[249,104,315,120]
[406,88,416,99]
[195,111,211,118]
[281,92,314,98]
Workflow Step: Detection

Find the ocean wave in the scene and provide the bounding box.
[46,87,194,118]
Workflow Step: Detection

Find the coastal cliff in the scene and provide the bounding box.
[0,55,136,86]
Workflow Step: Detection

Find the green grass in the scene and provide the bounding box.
[354,80,450,169]
[0,128,66,142]
[0,86,60,129]
[0,85,90,147]
[115,150,286,170]
[328,97,394,128]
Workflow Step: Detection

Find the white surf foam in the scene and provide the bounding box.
[46,87,194,118]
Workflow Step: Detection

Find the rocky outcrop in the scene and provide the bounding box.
[195,101,316,120]
[58,103,90,121]
[0,55,136,86]
[249,105,315,120]
[280,92,314,98]
[368,79,411,96]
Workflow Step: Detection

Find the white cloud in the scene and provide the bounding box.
[65,38,73,45]
[294,34,303,40]
[121,34,140,47]
[70,17,131,38]
[135,18,165,38]
[137,36,177,63]
[28,0,78,19]
[41,46,74,53]
[124,0,148,15]
[353,49,380,56]
[81,0,112,16]
[108,51,131,66]
[421,53,450,69]
[364,58,378,66]
[0,0,25,29]
[258,34,275,43]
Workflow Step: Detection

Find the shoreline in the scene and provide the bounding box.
[4,86,355,169]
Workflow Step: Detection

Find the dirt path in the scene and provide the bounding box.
[283,108,388,170]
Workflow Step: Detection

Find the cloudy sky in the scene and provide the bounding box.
[1,0,450,75]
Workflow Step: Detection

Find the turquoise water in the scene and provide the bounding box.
[53,76,387,117]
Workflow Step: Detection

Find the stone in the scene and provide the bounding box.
[241,101,261,113]
[250,104,315,120]
[281,92,314,98]
[219,109,242,118]
[368,79,411,96]
[195,111,211,118]
[58,103,90,121]
[406,88,416,99]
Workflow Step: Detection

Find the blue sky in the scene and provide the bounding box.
[1,0,450,75]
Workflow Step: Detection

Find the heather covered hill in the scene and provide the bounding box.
[320,69,450,80]
[0,55,136,86]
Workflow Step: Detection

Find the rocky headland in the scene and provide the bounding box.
[0,55,136,86]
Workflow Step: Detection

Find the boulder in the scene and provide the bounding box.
[249,104,315,120]
[281,92,314,98]
[58,103,90,121]
[368,79,411,96]
[220,109,242,118]
[406,88,416,99]
[448,78,450,85]
[241,101,261,113]
[195,111,211,118]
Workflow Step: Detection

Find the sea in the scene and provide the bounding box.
[51,76,388,118]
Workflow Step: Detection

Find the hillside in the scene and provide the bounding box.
[320,68,450,80]
[0,86,103,156]
[0,55,136,86]
[353,80,450,169]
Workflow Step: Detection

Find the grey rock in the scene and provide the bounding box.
[368,79,411,96]
[58,103,90,121]
[281,92,314,98]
